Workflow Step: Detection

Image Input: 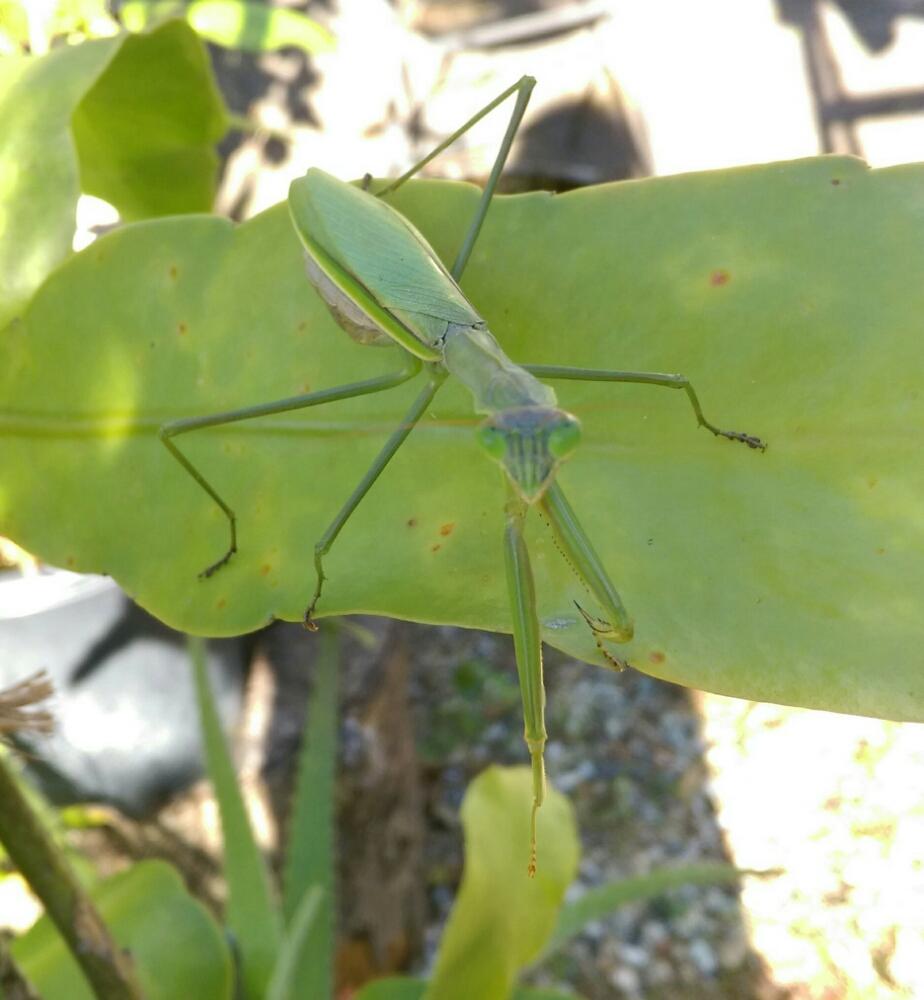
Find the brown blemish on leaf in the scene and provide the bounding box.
[649,650,666,665]
[260,564,272,576]
[216,597,227,610]
[168,264,178,279]
[298,321,307,332]
[431,543,441,553]
[177,321,188,335]
[66,555,75,567]
[876,547,886,555]
[867,477,878,489]
[407,518,417,528]
[710,269,731,287]
[439,522,455,537]
[831,178,842,186]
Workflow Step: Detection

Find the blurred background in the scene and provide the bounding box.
[4,2,924,998]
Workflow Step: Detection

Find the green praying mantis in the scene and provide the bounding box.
[160,76,765,874]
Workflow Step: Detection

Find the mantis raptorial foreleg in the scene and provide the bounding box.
[159,354,423,577]
[304,369,447,627]
[523,364,767,450]
[539,481,633,642]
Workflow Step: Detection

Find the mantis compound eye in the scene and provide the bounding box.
[476,422,508,461]
[547,416,581,459]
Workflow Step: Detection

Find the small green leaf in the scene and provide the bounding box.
[512,990,585,1000]
[12,860,232,999]
[121,1,335,53]
[355,979,426,1000]
[423,767,579,1000]
[265,886,325,1000]
[545,861,746,958]
[191,636,281,998]
[354,983,585,1000]
[280,625,339,997]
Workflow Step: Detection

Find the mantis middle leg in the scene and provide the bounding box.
[523,364,767,450]
[160,353,423,578]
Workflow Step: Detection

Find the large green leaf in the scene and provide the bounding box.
[424,766,578,1000]
[0,20,226,328]
[1,157,923,718]
[11,860,232,999]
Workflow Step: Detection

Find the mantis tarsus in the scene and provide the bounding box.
[159,76,766,875]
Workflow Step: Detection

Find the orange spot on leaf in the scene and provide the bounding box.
[260,564,272,576]
[216,598,227,609]
[649,650,666,665]
[168,264,178,279]
[710,269,731,287]
[439,522,455,537]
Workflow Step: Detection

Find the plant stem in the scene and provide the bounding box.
[0,753,143,1000]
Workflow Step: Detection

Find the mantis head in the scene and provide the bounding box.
[476,407,582,504]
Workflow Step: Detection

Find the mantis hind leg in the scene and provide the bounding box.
[377,75,536,281]
[523,364,767,451]
[503,487,547,877]
[305,367,447,628]
[159,354,422,579]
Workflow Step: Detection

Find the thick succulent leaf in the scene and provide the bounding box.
[11,860,232,999]
[1,157,923,718]
[423,767,579,1000]
[0,21,226,328]
[70,19,228,220]
[0,34,118,329]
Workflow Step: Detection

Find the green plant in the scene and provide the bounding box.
[2,631,766,999]
[1,20,922,998]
